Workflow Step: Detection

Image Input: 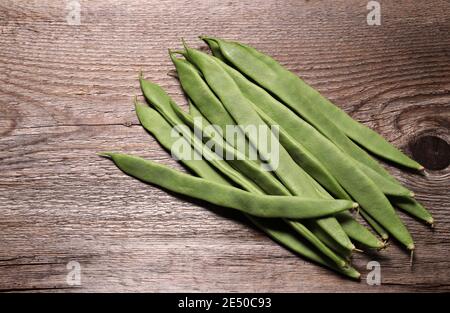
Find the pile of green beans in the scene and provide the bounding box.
[101,37,434,280]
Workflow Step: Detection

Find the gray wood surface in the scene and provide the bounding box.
[1,0,449,292]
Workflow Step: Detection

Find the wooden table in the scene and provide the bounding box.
[1,0,449,292]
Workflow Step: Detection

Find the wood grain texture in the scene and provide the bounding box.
[1,0,449,292]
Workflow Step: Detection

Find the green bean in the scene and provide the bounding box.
[185,98,368,260]
[199,54,387,249]
[132,103,359,276]
[202,37,423,171]
[105,146,353,267]
[212,37,416,197]
[251,101,351,200]
[141,78,284,197]
[169,52,255,160]
[299,160,384,249]
[179,48,355,250]
[139,80,351,266]
[335,212,385,249]
[189,104,352,264]
[360,210,389,241]
[355,160,413,197]
[135,102,229,185]
[301,162,384,249]
[173,100,348,266]
[139,74,184,125]
[170,101,290,196]
[181,48,288,179]
[193,55,383,249]
[203,37,419,189]
[162,93,362,260]
[172,52,354,251]
[286,221,347,267]
[140,80,263,194]
[170,52,233,130]
[391,196,434,225]
[303,165,384,250]
[102,153,356,218]
[180,50,310,196]
[202,37,226,61]
[169,53,235,130]
[197,52,413,250]
[304,221,353,259]
[154,99,360,279]
[210,55,412,200]
[257,104,408,202]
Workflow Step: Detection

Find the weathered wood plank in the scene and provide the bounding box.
[0,0,449,292]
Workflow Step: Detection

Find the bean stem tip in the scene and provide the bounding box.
[133,96,141,107]
[199,35,212,41]
[181,37,189,50]
[98,152,113,159]
[377,240,387,249]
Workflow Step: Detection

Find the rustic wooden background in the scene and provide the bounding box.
[1,0,449,292]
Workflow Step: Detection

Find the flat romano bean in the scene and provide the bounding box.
[173,53,354,251]
[299,157,384,249]
[287,221,347,267]
[135,102,229,185]
[140,80,262,194]
[202,55,413,249]
[196,114,360,273]
[102,153,356,220]
[203,37,420,189]
[335,212,385,249]
[201,37,227,62]
[137,99,242,187]
[354,160,413,197]
[140,77,282,196]
[181,48,355,250]
[202,37,423,171]
[169,52,255,160]
[176,100,348,266]
[189,102,356,262]
[211,56,413,199]
[298,157,384,249]
[139,81,350,266]
[169,53,234,129]
[251,102,351,200]
[181,48,316,197]
[212,54,431,228]
[170,100,290,196]
[182,48,292,181]
[360,210,389,241]
[391,196,434,225]
[304,221,353,259]
[133,103,359,276]
[198,57,383,249]
[201,56,385,249]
